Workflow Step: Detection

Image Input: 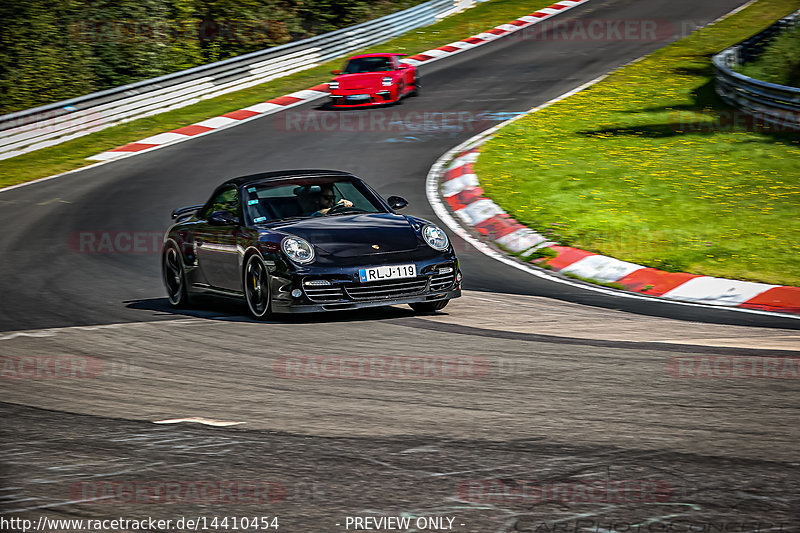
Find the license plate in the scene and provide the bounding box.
[346,94,370,101]
[359,264,416,283]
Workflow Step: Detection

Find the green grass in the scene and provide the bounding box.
[738,23,800,87]
[0,0,555,189]
[476,0,800,286]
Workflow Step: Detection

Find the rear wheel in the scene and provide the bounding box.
[244,254,271,319]
[163,242,192,308]
[409,300,448,313]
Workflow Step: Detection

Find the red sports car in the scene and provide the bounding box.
[328,53,419,107]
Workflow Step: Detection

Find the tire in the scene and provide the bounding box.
[411,75,421,96]
[394,82,405,105]
[163,241,192,308]
[409,300,449,313]
[244,254,272,320]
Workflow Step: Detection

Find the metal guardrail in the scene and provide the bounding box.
[712,10,800,130]
[0,0,472,160]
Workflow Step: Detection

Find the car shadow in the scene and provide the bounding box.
[123,297,448,324]
[586,77,800,140]
[312,100,402,111]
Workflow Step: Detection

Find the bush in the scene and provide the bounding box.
[738,24,800,87]
[0,0,424,114]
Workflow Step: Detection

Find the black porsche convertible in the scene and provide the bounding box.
[161,170,462,318]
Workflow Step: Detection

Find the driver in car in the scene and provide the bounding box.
[316,184,353,215]
[297,184,353,216]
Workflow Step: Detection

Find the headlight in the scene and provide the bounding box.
[422,225,449,251]
[382,76,393,87]
[282,237,315,264]
[329,81,339,90]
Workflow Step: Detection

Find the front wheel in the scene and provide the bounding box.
[244,254,271,319]
[409,300,448,313]
[163,242,192,308]
[393,82,406,105]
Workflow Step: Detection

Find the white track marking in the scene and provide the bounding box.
[560,255,645,283]
[243,102,283,113]
[194,116,238,129]
[153,417,245,427]
[0,319,205,341]
[662,278,777,306]
[442,173,480,196]
[137,132,188,145]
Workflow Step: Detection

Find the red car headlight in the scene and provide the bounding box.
[381,76,393,87]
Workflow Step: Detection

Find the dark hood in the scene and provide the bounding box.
[267,213,420,258]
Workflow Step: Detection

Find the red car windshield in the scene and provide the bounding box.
[343,57,393,74]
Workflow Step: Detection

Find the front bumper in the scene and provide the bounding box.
[270,258,461,313]
[271,288,461,313]
[329,89,397,107]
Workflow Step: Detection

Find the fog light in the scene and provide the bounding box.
[456,272,462,283]
[291,289,302,298]
[304,279,331,286]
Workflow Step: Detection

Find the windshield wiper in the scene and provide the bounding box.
[256,216,309,224]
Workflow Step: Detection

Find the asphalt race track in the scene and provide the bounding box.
[2,0,799,332]
[1,0,799,531]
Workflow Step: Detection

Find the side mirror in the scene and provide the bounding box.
[208,210,240,226]
[387,196,408,210]
[331,69,342,75]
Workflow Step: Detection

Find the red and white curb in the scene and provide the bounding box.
[87,87,331,161]
[87,0,592,162]
[430,127,800,318]
[423,0,800,317]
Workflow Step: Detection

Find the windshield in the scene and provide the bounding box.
[343,57,393,74]
[243,177,387,225]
